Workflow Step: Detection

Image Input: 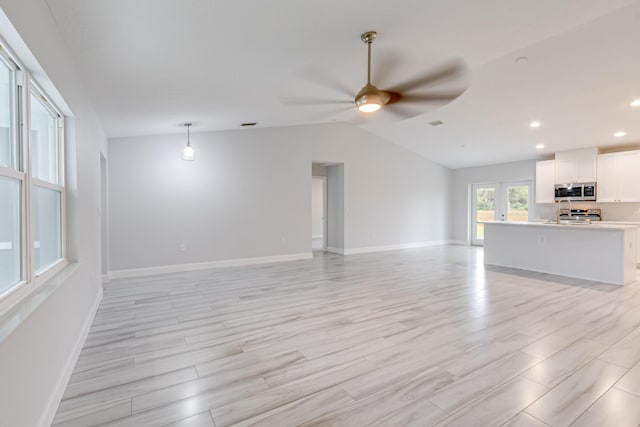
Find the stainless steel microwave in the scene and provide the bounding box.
[554,182,596,201]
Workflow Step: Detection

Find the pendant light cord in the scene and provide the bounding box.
[185,123,192,147]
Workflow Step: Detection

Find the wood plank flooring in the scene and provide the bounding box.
[53,246,640,426]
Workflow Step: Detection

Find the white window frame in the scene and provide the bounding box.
[28,81,67,284]
[0,40,67,315]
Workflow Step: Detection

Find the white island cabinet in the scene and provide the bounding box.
[484,222,637,286]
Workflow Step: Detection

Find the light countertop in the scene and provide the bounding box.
[483,221,638,231]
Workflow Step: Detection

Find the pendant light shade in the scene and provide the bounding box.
[182,123,194,161]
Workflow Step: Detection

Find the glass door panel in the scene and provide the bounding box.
[471,180,532,246]
[472,185,497,245]
[505,182,530,223]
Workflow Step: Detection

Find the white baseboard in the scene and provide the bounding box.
[448,240,470,246]
[109,252,314,279]
[325,246,345,255]
[38,286,103,427]
[343,240,449,255]
[101,273,111,284]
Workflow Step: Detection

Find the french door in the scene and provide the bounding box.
[471,180,532,245]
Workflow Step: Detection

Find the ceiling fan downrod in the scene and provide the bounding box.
[361,31,377,85]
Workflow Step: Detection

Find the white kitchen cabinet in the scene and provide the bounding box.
[596,153,618,202]
[535,160,555,203]
[597,150,640,202]
[555,148,598,184]
[617,152,640,201]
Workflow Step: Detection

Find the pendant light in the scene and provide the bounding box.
[182,123,194,161]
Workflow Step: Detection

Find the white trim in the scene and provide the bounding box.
[449,240,470,246]
[110,252,314,279]
[37,286,103,427]
[325,246,345,255]
[0,165,24,180]
[101,273,111,284]
[32,177,64,192]
[311,234,323,239]
[327,241,457,256]
[340,241,449,255]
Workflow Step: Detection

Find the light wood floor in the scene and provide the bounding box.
[53,246,640,426]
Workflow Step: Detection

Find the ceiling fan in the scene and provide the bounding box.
[281,31,469,120]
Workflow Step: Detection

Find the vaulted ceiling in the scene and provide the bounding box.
[45,0,640,168]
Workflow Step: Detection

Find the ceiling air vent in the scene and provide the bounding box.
[241,122,257,127]
[429,120,444,127]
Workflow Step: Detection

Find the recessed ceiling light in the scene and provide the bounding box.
[529,121,541,128]
[614,131,627,137]
[631,99,640,107]
[536,144,545,149]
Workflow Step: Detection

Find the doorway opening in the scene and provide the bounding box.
[311,162,344,254]
[471,180,532,246]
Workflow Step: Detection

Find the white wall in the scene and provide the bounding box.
[0,2,106,426]
[311,177,324,238]
[451,159,537,243]
[327,163,345,251]
[108,123,452,272]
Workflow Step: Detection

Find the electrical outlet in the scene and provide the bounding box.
[370,232,375,240]
[178,244,186,252]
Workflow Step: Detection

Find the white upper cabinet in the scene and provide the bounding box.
[554,148,598,184]
[596,153,618,202]
[535,160,555,203]
[597,150,640,202]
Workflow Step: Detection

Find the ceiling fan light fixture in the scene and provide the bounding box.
[356,94,383,112]
[358,101,382,113]
[355,83,389,113]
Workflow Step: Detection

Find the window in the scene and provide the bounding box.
[0,175,21,294]
[0,40,66,313]
[0,51,23,297]
[30,89,64,275]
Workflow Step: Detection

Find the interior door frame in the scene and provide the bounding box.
[312,175,328,251]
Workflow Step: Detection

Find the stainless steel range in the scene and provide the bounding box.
[558,208,601,223]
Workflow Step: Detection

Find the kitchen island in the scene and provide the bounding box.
[484,221,637,285]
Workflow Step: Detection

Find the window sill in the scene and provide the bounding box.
[0,262,79,344]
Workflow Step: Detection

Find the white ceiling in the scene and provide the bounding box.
[44,0,640,168]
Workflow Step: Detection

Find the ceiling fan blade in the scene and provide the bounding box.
[293,68,355,98]
[389,60,466,94]
[400,90,466,104]
[384,104,421,120]
[280,96,353,106]
[370,49,403,87]
[310,105,355,121]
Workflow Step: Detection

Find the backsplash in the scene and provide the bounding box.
[535,202,640,222]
